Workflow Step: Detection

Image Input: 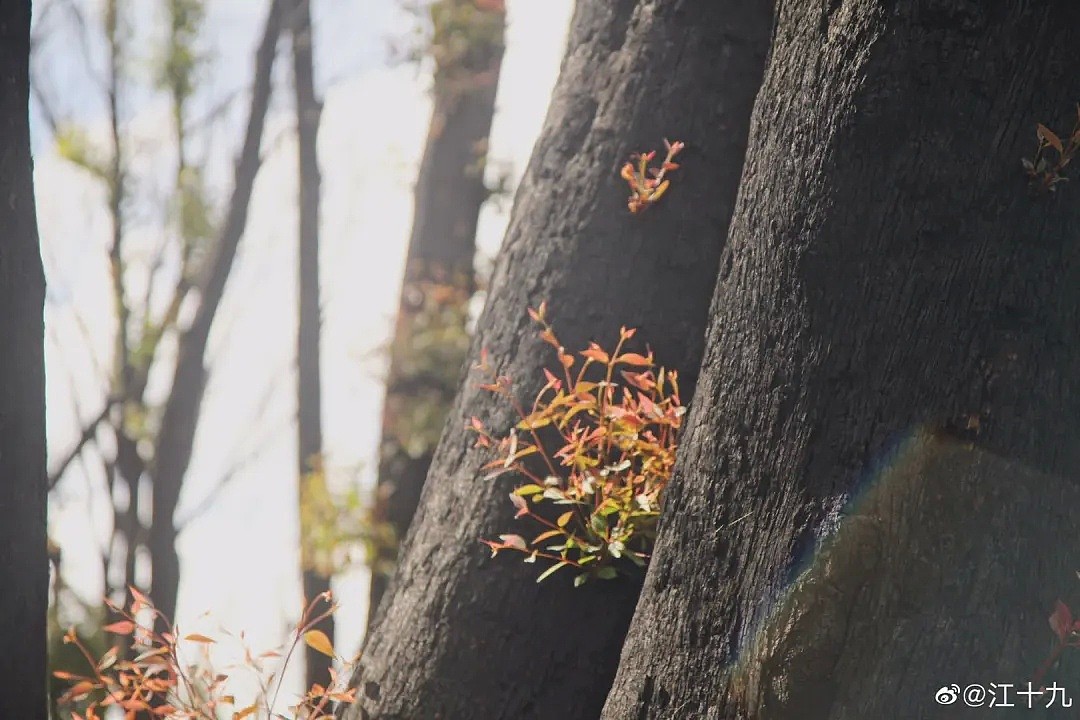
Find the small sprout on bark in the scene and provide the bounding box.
[1023,106,1080,193]
[621,139,685,213]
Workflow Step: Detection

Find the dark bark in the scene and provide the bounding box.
[602,3,1080,719]
[343,1,770,718]
[289,0,332,692]
[367,0,506,628]
[0,1,48,717]
[149,0,284,624]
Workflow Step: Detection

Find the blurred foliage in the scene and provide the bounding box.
[384,275,472,458]
[299,273,474,580]
[48,586,109,718]
[398,0,505,103]
[299,461,397,579]
[52,591,357,719]
[157,0,205,107]
[54,125,111,182]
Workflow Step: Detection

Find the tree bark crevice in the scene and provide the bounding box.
[601,3,1080,718]
[346,0,772,717]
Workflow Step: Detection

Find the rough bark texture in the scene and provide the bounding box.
[150,0,284,624]
[367,0,505,628]
[602,3,1080,718]
[290,0,333,691]
[343,1,771,718]
[0,2,48,717]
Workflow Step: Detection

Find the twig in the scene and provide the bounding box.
[47,398,118,490]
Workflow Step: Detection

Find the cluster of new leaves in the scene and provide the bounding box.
[471,303,685,586]
[1023,107,1080,192]
[620,138,684,214]
[53,589,356,720]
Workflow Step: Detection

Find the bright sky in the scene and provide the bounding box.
[34,0,572,698]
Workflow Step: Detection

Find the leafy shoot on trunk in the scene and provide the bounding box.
[621,138,684,213]
[1022,106,1079,193]
[470,303,685,587]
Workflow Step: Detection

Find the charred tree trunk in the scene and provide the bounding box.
[149,0,284,624]
[367,0,506,628]
[343,1,771,718]
[289,0,332,692]
[602,3,1080,719]
[0,2,48,717]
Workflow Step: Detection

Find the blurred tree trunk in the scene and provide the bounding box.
[344,1,771,718]
[149,0,285,624]
[0,1,48,717]
[601,3,1080,719]
[289,0,332,692]
[366,0,506,628]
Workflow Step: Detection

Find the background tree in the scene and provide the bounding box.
[288,0,332,692]
[601,3,1080,718]
[344,1,771,717]
[0,0,48,717]
[36,0,286,627]
[366,0,507,626]
[147,0,285,625]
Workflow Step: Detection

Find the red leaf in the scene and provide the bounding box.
[581,343,609,364]
[509,493,528,518]
[621,370,655,392]
[103,621,136,636]
[1050,600,1073,641]
[616,352,652,366]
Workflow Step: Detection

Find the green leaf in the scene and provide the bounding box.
[590,512,608,535]
[513,484,545,497]
[597,566,618,580]
[574,573,589,587]
[536,561,569,583]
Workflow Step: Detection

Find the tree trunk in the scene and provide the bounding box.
[149,0,284,624]
[0,2,48,717]
[289,0,333,692]
[343,1,771,718]
[602,3,1080,719]
[367,0,506,628]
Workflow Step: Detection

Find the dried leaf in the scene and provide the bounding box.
[304,629,335,658]
[1038,123,1064,153]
